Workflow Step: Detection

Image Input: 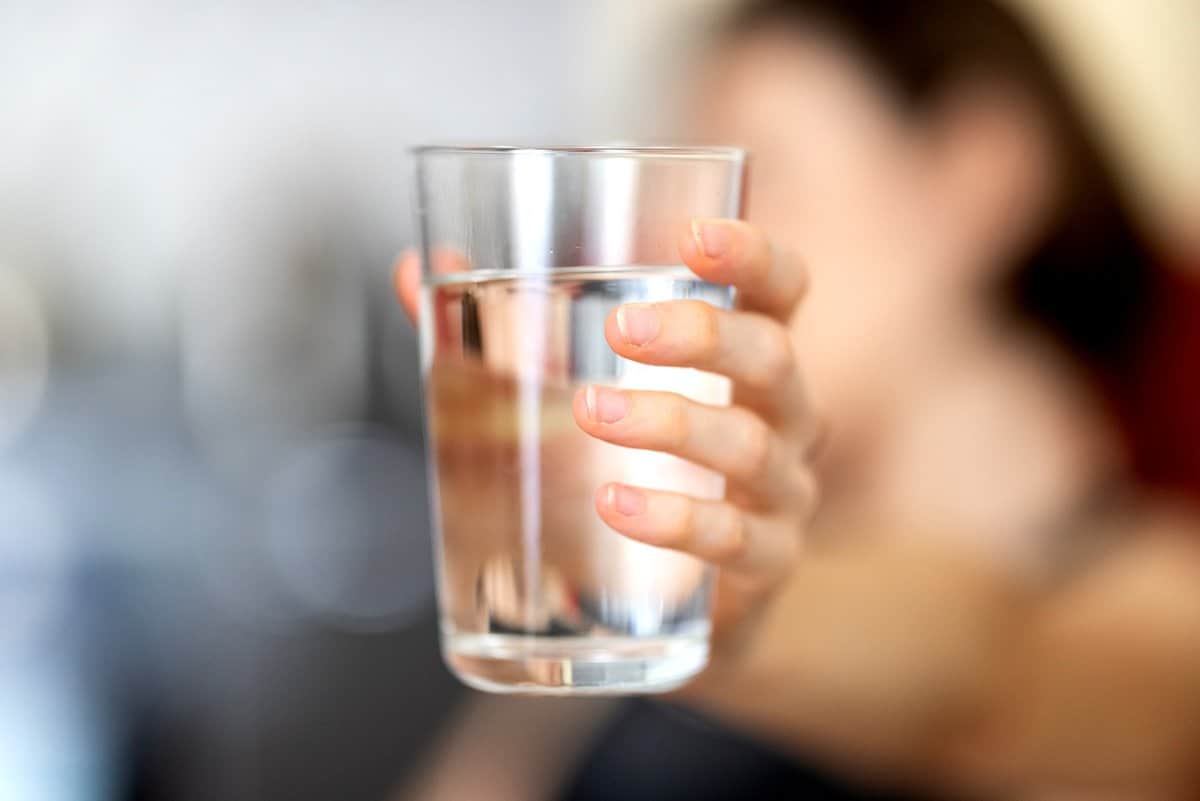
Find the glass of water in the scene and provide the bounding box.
[413,145,747,694]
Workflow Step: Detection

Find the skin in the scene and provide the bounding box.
[396,218,819,626]
[394,28,1200,801]
[395,231,1200,800]
[392,220,820,801]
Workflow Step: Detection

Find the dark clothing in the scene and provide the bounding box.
[559,700,924,801]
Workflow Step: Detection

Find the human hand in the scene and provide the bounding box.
[564,220,820,645]
[393,219,821,666]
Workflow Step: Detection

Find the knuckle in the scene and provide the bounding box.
[725,218,756,256]
[671,497,699,546]
[661,393,692,450]
[792,468,821,522]
[685,301,722,362]
[754,323,795,386]
[719,506,749,561]
[735,411,774,478]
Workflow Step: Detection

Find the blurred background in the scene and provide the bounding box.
[0,2,1196,800]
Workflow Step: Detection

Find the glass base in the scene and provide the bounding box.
[443,633,708,695]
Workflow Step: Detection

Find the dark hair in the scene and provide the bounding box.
[725,0,1160,460]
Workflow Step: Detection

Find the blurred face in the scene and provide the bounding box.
[691,30,1054,443]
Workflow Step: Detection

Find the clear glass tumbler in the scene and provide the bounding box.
[413,145,747,693]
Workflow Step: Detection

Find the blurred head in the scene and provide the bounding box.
[692,0,1152,443]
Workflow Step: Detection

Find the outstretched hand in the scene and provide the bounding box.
[393,219,821,659]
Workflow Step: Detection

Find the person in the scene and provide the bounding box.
[392,0,1200,798]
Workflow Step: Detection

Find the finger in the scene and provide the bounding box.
[603,300,807,420]
[594,483,802,576]
[392,251,422,322]
[393,247,473,324]
[429,247,472,277]
[677,219,806,321]
[572,386,806,508]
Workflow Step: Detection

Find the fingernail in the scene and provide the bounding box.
[584,385,629,423]
[692,219,731,260]
[615,304,660,346]
[607,484,646,516]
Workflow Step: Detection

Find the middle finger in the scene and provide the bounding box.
[572,386,805,508]
[604,299,808,421]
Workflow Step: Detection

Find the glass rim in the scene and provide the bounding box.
[411,144,747,161]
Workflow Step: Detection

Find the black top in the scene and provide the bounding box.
[558,700,930,801]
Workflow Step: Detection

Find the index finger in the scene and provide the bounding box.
[678,219,806,321]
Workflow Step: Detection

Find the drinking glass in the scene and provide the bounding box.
[413,145,746,693]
